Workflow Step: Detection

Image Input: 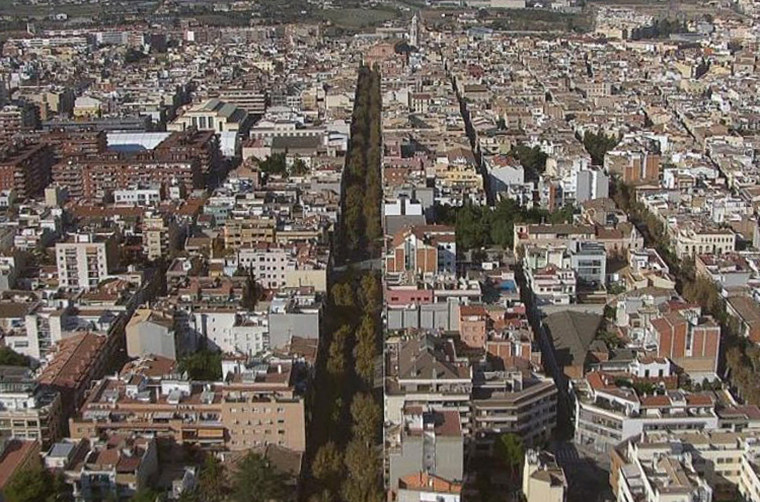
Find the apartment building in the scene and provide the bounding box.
[52,157,202,201]
[514,223,643,257]
[385,333,557,453]
[524,265,577,306]
[224,217,277,249]
[674,226,736,259]
[574,367,719,455]
[604,149,661,184]
[114,185,162,206]
[649,311,721,379]
[183,306,268,355]
[385,335,473,428]
[142,213,180,261]
[514,224,596,253]
[37,332,119,426]
[610,430,760,502]
[56,233,118,290]
[0,103,39,142]
[212,88,267,116]
[0,142,54,199]
[69,360,306,452]
[0,366,63,448]
[237,244,293,289]
[397,473,462,502]
[387,408,464,493]
[470,365,558,454]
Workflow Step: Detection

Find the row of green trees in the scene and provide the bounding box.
[304,65,384,502]
[307,274,383,502]
[175,452,291,502]
[437,199,575,251]
[338,65,383,262]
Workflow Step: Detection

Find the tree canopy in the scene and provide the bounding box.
[177,350,222,381]
[230,452,289,502]
[0,346,30,367]
[583,131,619,165]
[3,465,71,502]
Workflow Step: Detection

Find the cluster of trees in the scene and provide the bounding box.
[438,199,575,251]
[339,65,383,262]
[309,273,383,502]
[175,453,291,502]
[596,329,624,349]
[630,19,689,41]
[257,153,309,178]
[258,152,287,176]
[725,343,760,405]
[124,48,148,64]
[612,180,681,279]
[304,67,384,502]
[582,131,620,165]
[3,465,70,502]
[0,346,30,366]
[511,144,547,181]
[177,349,223,381]
[476,433,526,502]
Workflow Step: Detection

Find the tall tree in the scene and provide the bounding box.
[496,433,524,480]
[312,441,343,488]
[350,393,381,444]
[240,270,262,310]
[0,346,30,367]
[197,455,227,502]
[230,452,289,502]
[342,439,382,502]
[3,465,71,502]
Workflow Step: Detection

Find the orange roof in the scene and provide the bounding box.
[38,332,106,389]
[639,395,671,407]
[686,394,714,406]
[398,472,462,494]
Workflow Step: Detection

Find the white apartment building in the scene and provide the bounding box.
[186,308,268,356]
[237,246,292,290]
[114,186,162,206]
[575,370,719,455]
[55,234,117,290]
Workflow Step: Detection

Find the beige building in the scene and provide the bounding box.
[126,308,177,360]
[675,227,736,259]
[168,99,251,134]
[142,214,179,261]
[611,430,760,502]
[224,218,276,250]
[69,359,306,453]
[522,449,567,502]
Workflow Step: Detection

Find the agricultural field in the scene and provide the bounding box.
[320,7,401,29]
